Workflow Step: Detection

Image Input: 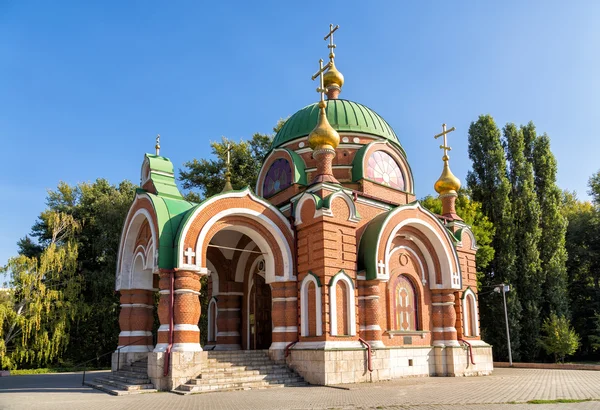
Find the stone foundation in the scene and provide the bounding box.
[286,344,493,385]
[147,351,207,390]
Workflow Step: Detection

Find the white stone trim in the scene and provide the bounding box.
[120,303,153,309]
[116,203,158,291]
[177,189,293,271]
[273,296,298,302]
[380,203,461,289]
[358,295,379,300]
[462,288,480,337]
[300,274,322,337]
[326,190,361,223]
[359,325,381,331]
[158,324,200,332]
[272,326,298,333]
[171,343,203,352]
[153,343,168,352]
[119,331,152,337]
[432,327,458,332]
[269,342,290,350]
[389,245,427,285]
[234,242,260,283]
[206,260,219,296]
[192,208,294,283]
[329,273,357,336]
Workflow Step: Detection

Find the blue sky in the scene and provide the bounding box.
[1,0,599,269]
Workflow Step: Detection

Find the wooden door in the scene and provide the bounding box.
[250,274,272,350]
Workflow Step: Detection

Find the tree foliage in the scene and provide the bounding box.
[8,179,138,367]
[180,120,283,201]
[538,313,580,363]
[1,213,84,369]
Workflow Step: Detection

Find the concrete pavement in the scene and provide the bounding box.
[0,368,599,409]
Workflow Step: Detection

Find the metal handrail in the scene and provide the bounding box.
[79,337,147,386]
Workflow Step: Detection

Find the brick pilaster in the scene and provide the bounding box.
[118,289,154,352]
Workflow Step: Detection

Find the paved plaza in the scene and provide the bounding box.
[0,368,599,410]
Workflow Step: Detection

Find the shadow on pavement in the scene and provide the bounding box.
[0,371,110,394]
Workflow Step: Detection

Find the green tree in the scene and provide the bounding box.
[1,213,84,369]
[538,313,580,363]
[180,120,283,201]
[420,189,495,284]
[467,115,521,361]
[503,123,543,360]
[27,179,137,365]
[531,131,569,318]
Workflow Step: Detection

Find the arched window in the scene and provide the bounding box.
[207,298,217,343]
[300,273,322,336]
[462,289,479,337]
[262,158,292,197]
[329,272,356,336]
[366,151,405,190]
[392,275,418,331]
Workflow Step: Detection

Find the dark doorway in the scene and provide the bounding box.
[249,274,272,350]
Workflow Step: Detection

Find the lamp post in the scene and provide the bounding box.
[494,283,512,366]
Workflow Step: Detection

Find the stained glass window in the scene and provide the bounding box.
[366,151,405,190]
[262,158,292,197]
[395,275,417,331]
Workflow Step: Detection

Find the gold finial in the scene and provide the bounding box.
[155,134,161,156]
[221,142,234,192]
[323,24,344,93]
[434,124,461,194]
[308,59,340,151]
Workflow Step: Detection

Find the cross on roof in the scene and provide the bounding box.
[434,123,456,159]
[311,59,331,103]
[155,134,160,156]
[324,24,339,57]
[224,143,233,171]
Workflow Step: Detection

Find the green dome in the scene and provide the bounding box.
[272,99,401,149]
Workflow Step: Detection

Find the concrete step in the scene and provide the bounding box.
[113,369,150,379]
[107,372,151,385]
[177,379,279,393]
[84,380,157,396]
[92,376,155,391]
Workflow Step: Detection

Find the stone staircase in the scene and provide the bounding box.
[84,358,157,396]
[173,350,307,395]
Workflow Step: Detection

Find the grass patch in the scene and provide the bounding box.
[10,366,110,375]
[526,398,593,404]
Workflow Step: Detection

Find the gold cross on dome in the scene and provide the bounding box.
[311,58,331,103]
[324,24,339,56]
[434,123,456,158]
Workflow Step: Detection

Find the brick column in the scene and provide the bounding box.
[431,290,459,347]
[155,270,203,352]
[118,289,154,352]
[172,270,202,351]
[358,280,384,348]
[271,281,299,350]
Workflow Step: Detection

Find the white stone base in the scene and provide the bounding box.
[286,344,494,385]
[147,351,208,391]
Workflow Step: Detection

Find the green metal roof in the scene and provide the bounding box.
[144,154,184,200]
[140,189,196,270]
[272,99,401,149]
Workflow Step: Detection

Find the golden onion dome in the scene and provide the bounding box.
[308,101,340,150]
[323,60,344,89]
[434,156,461,194]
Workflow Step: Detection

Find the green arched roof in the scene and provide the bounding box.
[272,99,401,149]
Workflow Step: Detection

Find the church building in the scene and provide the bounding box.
[112,25,493,392]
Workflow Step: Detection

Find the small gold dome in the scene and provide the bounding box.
[323,60,344,89]
[434,156,461,194]
[308,102,340,150]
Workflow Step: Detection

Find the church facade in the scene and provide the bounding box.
[114,27,493,390]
